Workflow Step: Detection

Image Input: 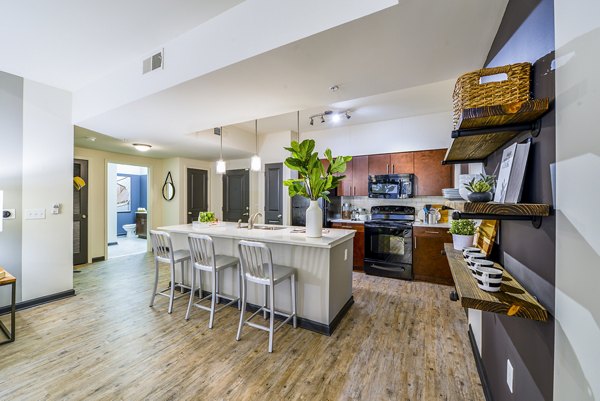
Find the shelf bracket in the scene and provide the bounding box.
[530,119,542,138]
[451,211,544,229]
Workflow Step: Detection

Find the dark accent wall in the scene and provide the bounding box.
[481,1,555,401]
[116,173,147,236]
[0,71,24,305]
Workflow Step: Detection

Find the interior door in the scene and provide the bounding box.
[264,163,283,225]
[223,169,249,222]
[187,168,208,223]
[73,159,88,265]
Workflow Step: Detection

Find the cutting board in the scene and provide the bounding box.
[474,220,499,256]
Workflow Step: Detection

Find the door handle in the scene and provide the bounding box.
[188,212,192,215]
[277,214,282,219]
[242,212,249,216]
[82,214,87,219]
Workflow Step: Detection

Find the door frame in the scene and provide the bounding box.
[104,160,153,260]
[73,158,89,265]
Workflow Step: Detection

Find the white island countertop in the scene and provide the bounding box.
[158,222,355,249]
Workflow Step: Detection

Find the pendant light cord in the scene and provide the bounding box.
[255,119,258,154]
[220,126,223,160]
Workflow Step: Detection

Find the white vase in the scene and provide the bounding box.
[452,234,475,251]
[306,200,323,238]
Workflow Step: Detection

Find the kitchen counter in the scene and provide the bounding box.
[158,222,355,335]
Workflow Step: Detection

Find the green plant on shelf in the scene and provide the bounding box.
[198,211,217,223]
[464,174,495,193]
[449,219,476,236]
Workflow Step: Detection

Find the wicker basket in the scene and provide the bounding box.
[452,62,532,128]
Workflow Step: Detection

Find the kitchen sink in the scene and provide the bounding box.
[252,225,287,231]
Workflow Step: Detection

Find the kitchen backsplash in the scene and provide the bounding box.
[341,196,449,221]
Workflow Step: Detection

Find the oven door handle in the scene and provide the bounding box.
[369,263,406,272]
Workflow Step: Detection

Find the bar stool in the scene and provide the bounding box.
[186,233,241,328]
[149,230,191,314]
[236,240,297,353]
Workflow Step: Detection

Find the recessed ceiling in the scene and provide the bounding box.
[0,0,244,91]
[76,0,507,158]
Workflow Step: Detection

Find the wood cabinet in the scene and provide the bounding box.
[337,155,368,196]
[331,222,364,270]
[368,154,390,175]
[413,149,453,196]
[413,226,453,285]
[390,152,414,174]
[135,212,147,239]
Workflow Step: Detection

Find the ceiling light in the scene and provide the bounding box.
[332,113,341,123]
[329,85,340,92]
[133,143,152,152]
[250,119,261,171]
[216,126,226,174]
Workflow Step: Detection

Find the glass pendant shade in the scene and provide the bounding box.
[250,155,261,171]
[216,159,226,174]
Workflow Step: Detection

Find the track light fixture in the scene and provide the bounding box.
[308,110,352,126]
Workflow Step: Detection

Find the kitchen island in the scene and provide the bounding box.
[158,222,355,335]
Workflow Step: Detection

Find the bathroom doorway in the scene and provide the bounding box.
[107,163,149,259]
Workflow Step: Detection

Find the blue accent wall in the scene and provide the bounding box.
[116,173,147,236]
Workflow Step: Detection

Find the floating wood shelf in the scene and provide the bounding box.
[444,244,548,322]
[443,98,550,164]
[445,201,550,228]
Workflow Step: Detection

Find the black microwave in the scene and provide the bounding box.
[368,174,414,198]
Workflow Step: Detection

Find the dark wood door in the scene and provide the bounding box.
[413,149,453,196]
[73,159,88,265]
[264,163,283,225]
[352,155,369,196]
[390,152,414,174]
[223,169,249,222]
[187,168,208,223]
[413,226,454,285]
[368,154,390,176]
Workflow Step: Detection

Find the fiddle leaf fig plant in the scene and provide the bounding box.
[283,139,352,202]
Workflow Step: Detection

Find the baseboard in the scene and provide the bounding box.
[92,256,106,263]
[468,325,493,401]
[0,289,76,315]
[198,289,354,336]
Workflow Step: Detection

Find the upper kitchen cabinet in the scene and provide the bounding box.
[413,149,453,196]
[368,154,391,175]
[390,152,414,174]
[337,155,368,196]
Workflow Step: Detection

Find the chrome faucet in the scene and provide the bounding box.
[248,212,263,229]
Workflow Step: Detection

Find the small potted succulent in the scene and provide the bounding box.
[464,174,495,202]
[449,219,476,250]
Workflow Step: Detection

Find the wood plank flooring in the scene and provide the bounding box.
[0,253,484,401]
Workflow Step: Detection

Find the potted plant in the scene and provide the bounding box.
[194,211,217,228]
[449,219,476,250]
[464,174,495,202]
[283,139,351,238]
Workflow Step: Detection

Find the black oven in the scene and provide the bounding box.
[364,206,415,280]
[368,174,414,199]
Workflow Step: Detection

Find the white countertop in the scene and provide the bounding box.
[413,221,451,228]
[329,219,365,225]
[158,222,355,249]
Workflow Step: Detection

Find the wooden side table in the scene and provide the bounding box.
[0,268,16,344]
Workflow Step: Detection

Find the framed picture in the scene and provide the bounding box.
[117,176,131,212]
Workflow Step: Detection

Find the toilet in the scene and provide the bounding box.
[123,224,137,238]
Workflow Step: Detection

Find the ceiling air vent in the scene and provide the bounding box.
[142,49,163,74]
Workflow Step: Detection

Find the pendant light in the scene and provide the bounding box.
[216,126,226,174]
[250,119,261,171]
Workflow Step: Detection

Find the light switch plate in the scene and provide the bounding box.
[25,208,46,220]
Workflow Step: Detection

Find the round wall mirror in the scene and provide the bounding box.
[162,172,175,201]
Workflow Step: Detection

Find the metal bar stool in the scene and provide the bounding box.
[236,240,297,353]
[186,233,240,328]
[149,230,191,314]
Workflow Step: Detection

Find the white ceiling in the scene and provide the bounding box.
[0,0,243,91]
[74,0,508,159]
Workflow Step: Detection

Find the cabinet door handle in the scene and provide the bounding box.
[386,164,389,174]
[392,164,395,174]
[353,186,356,196]
[414,237,417,249]
[425,231,440,234]
[340,225,353,229]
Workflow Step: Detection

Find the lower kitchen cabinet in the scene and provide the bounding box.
[413,226,453,285]
[331,222,364,271]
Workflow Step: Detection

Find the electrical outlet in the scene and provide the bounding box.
[344,249,348,261]
[25,208,46,220]
[3,209,15,219]
[507,359,514,393]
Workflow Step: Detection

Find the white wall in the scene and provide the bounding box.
[107,163,117,244]
[21,80,73,300]
[554,1,600,400]
[301,112,452,156]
